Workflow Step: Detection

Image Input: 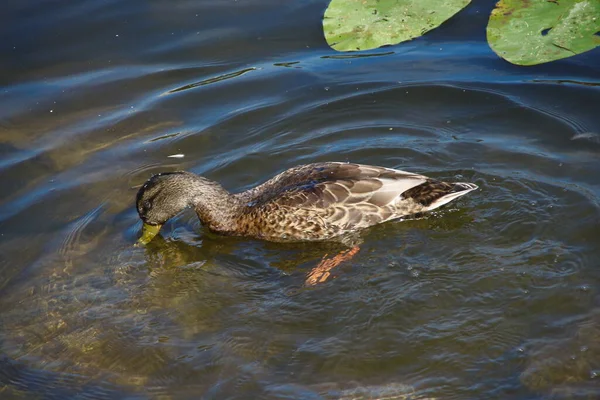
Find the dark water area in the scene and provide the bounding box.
[1,0,600,398]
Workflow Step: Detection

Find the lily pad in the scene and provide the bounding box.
[487,0,600,66]
[323,0,471,52]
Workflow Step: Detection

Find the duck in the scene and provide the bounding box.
[135,162,478,246]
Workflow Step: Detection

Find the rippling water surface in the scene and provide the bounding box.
[2,0,600,398]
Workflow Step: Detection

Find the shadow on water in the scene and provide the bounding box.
[1,0,600,398]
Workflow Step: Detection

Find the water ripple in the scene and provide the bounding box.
[165,67,257,94]
[1,1,600,397]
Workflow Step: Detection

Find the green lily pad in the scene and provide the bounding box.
[323,0,471,52]
[487,0,600,66]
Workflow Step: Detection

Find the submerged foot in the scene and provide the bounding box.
[305,246,360,286]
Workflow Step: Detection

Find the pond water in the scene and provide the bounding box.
[1,0,600,399]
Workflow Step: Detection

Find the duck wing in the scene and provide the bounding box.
[238,163,431,230]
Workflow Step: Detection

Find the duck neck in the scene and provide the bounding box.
[190,177,243,234]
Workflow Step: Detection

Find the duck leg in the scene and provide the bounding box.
[305,246,360,286]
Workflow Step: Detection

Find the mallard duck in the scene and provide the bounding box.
[136,162,478,245]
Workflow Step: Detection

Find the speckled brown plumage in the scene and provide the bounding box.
[136,162,478,243]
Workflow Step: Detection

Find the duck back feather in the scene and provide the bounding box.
[233,162,477,241]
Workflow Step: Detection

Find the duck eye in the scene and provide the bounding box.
[143,200,152,211]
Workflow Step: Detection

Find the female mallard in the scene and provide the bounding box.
[136,162,478,245]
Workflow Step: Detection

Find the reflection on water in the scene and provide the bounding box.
[320,51,396,59]
[1,0,600,398]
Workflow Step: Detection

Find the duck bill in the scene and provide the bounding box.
[136,223,162,246]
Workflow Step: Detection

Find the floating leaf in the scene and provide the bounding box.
[487,0,600,66]
[323,0,471,52]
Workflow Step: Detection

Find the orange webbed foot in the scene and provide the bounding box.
[305,246,360,286]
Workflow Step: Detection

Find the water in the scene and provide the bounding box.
[1,0,600,398]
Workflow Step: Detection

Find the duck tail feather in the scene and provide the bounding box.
[423,182,478,211]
